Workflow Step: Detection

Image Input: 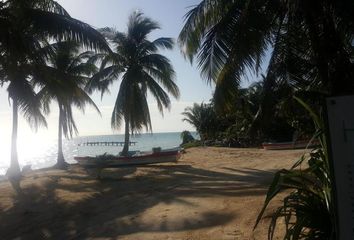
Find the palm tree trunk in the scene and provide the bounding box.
[121,115,130,156]
[8,97,21,177]
[56,104,67,169]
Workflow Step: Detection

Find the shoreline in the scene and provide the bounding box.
[0,132,193,177]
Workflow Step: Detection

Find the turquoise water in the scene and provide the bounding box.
[0,132,198,175]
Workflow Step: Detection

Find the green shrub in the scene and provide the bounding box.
[254,98,335,239]
[181,140,202,149]
[180,130,195,144]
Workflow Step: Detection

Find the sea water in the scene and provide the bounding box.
[0,132,198,176]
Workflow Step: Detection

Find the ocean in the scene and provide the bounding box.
[0,132,198,176]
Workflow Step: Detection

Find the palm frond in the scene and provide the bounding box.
[179,0,231,62]
[7,79,47,130]
[33,0,70,16]
[87,65,122,95]
[151,37,174,50]
[26,9,110,52]
[60,103,78,138]
[127,12,160,42]
[142,71,171,114]
[97,27,118,39]
[34,42,101,138]
[111,77,128,129]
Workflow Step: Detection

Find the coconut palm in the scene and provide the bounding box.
[0,0,109,176]
[33,42,100,169]
[182,103,218,141]
[89,12,179,156]
[178,0,354,110]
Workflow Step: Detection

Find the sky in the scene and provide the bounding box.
[0,0,263,142]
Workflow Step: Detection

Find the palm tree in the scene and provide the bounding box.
[89,12,179,156]
[178,0,354,109]
[182,103,217,141]
[33,42,100,169]
[0,0,109,177]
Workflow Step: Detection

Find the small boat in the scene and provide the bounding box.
[262,140,319,150]
[74,147,182,167]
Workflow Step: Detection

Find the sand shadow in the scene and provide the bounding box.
[0,164,275,239]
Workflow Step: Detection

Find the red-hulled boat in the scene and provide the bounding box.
[262,140,319,150]
[74,148,182,167]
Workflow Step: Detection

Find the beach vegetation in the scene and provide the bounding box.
[0,0,109,177]
[255,98,334,239]
[179,0,354,108]
[179,0,353,238]
[182,102,218,141]
[182,81,313,147]
[88,12,180,156]
[180,130,195,145]
[178,0,353,145]
[33,42,100,169]
[181,140,202,149]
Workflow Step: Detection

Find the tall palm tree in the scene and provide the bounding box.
[178,0,354,109]
[0,0,109,177]
[89,12,180,156]
[34,42,100,169]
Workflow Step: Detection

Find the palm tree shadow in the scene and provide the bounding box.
[0,164,274,239]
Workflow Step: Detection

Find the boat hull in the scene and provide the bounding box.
[74,150,181,167]
[262,140,319,150]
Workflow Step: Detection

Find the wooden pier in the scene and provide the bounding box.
[78,141,137,147]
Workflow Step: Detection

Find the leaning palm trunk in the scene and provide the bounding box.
[8,98,21,177]
[121,116,130,156]
[55,105,67,169]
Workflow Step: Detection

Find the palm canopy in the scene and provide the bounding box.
[0,0,110,114]
[32,42,100,168]
[33,42,100,138]
[0,0,110,129]
[89,12,180,134]
[0,0,110,56]
[182,102,217,141]
[179,0,354,110]
[0,0,109,175]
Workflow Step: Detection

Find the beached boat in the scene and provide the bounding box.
[74,147,182,167]
[262,140,319,150]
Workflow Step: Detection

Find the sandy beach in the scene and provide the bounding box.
[0,147,307,240]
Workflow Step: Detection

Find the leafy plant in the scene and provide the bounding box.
[182,102,218,141]
[254,97,335,239]
[181,140,202,149]
[180,130,195,145]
